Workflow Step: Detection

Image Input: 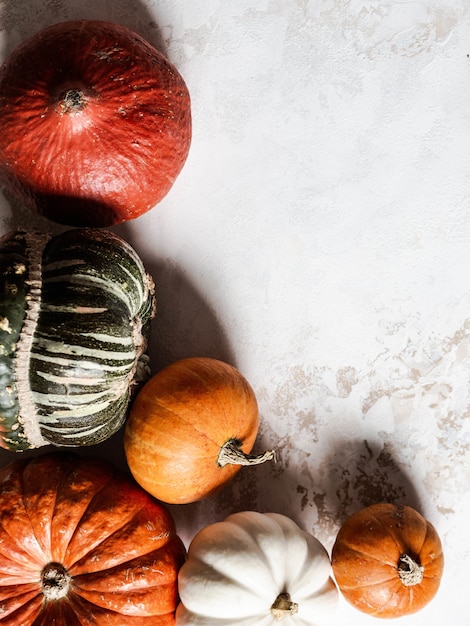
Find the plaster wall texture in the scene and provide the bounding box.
[0,1,469,624]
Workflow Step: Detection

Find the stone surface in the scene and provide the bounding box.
[1,1,469,623]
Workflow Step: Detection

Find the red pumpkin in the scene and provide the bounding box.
[0,20,191,227]
[331,503,444,618]
[0,452,186,624]
[124,357,275,504]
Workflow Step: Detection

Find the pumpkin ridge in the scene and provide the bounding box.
[0,462,45,565]
[12,233,50,449]
[0,588,43,623]
[51,462,118,565]
[181,361,233,433]
[70,539,185,618]
[339,576,410,619]
[189,521,281,598]
[367,509,410,557]
[189,361,260,457]
[65,594,174,626]
[0,541,42,573]
[415,521,443,567]
[335,542,398,569]
[336,570,402,590]
[0,522,43,570]
[142,394,228,452]
[69,588,178,623]
[149,360,255,450]
[221,521,280,585]
[370,579,413,618]
[19,459,59,559]
[65,492,168,570]
[190,553,270,599]
[0,464,49,565]
[61,482,140,568]
[17,454,113,565]
[72,540,184,592]
[225,516,291,585]
[371,506,429,561]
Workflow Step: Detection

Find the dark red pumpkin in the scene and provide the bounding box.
[0,452,186,624]
[0,20,191,227]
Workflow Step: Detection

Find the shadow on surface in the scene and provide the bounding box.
[165,434,425,547]
[323,437,423,522]
[0,0,167,59]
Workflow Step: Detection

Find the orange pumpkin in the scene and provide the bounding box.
[124,357,275,504]
[0,452,186,624]
[331,503,444,618]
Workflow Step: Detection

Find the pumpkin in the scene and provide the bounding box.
[176,510,339,625]
[0,228,155,450]
[331,503,444,618]
[0,20,191,227]
[123,357,275,504]
[0,451,186,625]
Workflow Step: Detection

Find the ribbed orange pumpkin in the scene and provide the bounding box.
[331,503,444,618]
[0,452,186,624]
[124,357,275,504]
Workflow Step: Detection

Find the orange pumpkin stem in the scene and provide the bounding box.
[217,439,275,468]
[41,562,71,600]
[398,554,424,586]
[270,592,299,620]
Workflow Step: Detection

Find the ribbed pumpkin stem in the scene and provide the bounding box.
[217,439,275,467]
[41,562,71,600]
[270,592,299,620]
[398,554,424,586]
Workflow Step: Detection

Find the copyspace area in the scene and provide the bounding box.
[0,2,469,624]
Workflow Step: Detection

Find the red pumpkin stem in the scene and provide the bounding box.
[270,592,299,620]
[217,439,275,467]
[57,88,88,114]
[398,554,424,586]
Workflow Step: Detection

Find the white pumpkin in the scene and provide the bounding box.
[176,511,338,625]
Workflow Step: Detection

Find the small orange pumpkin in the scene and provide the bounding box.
[331,503,444,618]
[124,357,275,504]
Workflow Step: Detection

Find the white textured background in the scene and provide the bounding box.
[1,1,470,624]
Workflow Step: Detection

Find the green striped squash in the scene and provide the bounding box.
[0,228,155,450]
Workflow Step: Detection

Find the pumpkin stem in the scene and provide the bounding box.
[270,592,299,620]
[41,562,71,600]
[398,554,424,586]
[57,88,88,114]
[217,439,275,467]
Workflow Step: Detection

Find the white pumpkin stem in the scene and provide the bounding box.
[217,439,275,467]
[270,592,299,620]
[41,562,71,600]
[398,554,424,586]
